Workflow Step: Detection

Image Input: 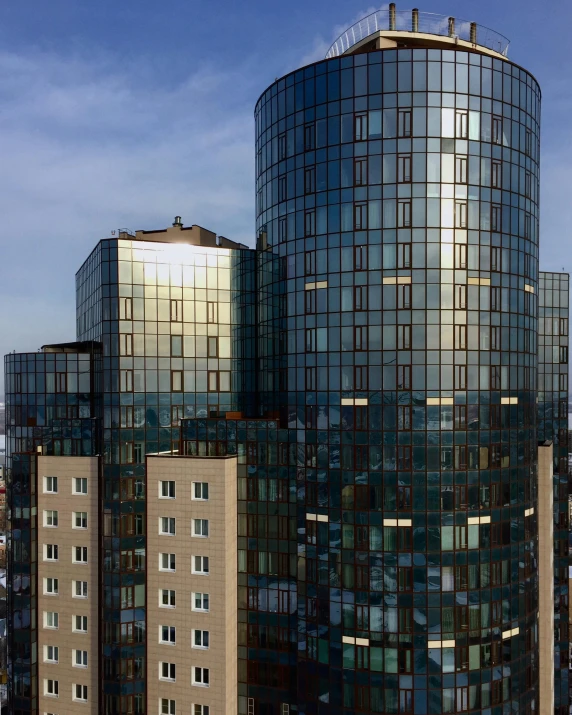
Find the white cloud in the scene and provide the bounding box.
[297,4,390,68]
[0,48,260,384]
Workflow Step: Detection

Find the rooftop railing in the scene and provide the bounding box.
[325,8,510,59]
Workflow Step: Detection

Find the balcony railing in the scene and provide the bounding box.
[325,9,510,59]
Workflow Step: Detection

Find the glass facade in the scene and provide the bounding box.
[75,236,256,712]
[5,344,99,715]
[538,271,570,712]
[249,46,541,714]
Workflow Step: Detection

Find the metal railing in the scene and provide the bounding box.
[325,9,510,59]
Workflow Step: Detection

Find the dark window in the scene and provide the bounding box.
[492,115,502,145]
[454,365,467,389]
[524,212,531,239]
[525,128,532,156]
[491,247,500,272]
[304,210,315,237]
[355,366,368,390]
[455,285,467,310]
[455,244,467,269]
[304,168,315,194]
[398,284,411,309]
[525,171,532,198]
[170,299,182,322]
[304,123,315,150]
[491,204,501,232]
[278,217,287,243]
[354,158,367,186]
[278,177,286,201]
[455,110,468,138]
[454,325,467,350]
[454,406,466,429]
[355,326,367,351]
[492,160,501,188]
[305,290,316,314]
[278,133,287,160]
[354,203,367,230]
[305,251,316,276]
[207,302,217,323]
[354,286,367,311]
[354,113,367,141]
[397,325,411,349]
[354,245,367,270]
[397,366,411,390]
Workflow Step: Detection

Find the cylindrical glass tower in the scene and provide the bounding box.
[255,8,540,714]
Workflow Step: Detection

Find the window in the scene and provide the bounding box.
[74,650,88,667]
[120,296,133,320]
[397,325,411,350]
[73,684,88,702]
[193,706,210,715]
[398,154,412,183]
[44,611,59,629]
[454,244,467,269]
[160,662,176,682]
[74,580,88,598]
[278,176,286,202]
[454,366,467,390]
[207,370,230,392]
[74,512,88,529]
[525,170,532,198]
[160,626,176,645]
[525,128,532,156]
[73,546,88,564]
[491,247,500,273]
[120,333,133,356]
[44,645,59,663]
[120,369,133,392]
[304,122,315,150]
[44,510,58,527]
[454,325,467,350]
[455,109,468,138]
[304,209,315,237]
[397,243,411,269]
[206,301,218,323]
[160,517,176,536]
[171,370,183,392]
[354,245,367,271]
[455,285,467,310]
[160,553,176,571]
[304,167,315,194]
[492,115,502,145]
[398,284,411,309]
[354,285,367,311]
[304,250,315,276]
[160,481,175,499]
[193,556,209,575]
[455,200,467,228]
[192,667,210,687]
[193,482,209,500]
[354,113,367,141]
[161,700,177,715]
[44,544,58,561]
[354,202,367,230]
[398,109,412,137]
[193,519,209,537]
[74,615,88,633]
[44,578,58,595]
[524,212,531,239]
[397,199,411,228]
[354,157,367,186]
[492,160,501,188]
[491,204,501,232]
[397,366,411,390]
[160,589,176,607]
[455,156,467,184]
[44,679,59,697]
[193,592,210,611]
[193,630,210,649]
[170,299,183,322]
[73,477,88,494]
[44,476,58,493]
[355,326,367,351]
[278,217,287,243]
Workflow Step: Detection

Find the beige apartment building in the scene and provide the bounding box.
[36,455,99,714]
[146,454,238,715]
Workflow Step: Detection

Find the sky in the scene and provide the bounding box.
[0,0,571,392]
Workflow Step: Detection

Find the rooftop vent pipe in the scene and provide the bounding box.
[389,3,396,31]
[412,8,419,32]
[172,216,183,227]
[448,17,455,37]
[470,22,477,44]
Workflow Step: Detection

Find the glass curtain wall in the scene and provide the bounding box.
[75,237,256,713]
[249,47,541,714]
[538,271,570,713]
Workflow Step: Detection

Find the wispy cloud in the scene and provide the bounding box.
[298,4,390,67]
[0,48,260,375]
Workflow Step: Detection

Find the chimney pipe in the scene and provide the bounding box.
[470,22,477,44]
[448,17,455,37]
[172,216,183,227]
[412,8,419,32]
[389,3,396,31]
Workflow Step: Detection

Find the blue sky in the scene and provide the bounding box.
[0,0,570,387]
